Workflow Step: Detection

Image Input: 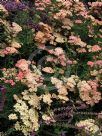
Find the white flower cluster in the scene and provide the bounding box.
[8,88,40,136]
[76,119,102,136]
[51,77,69,102]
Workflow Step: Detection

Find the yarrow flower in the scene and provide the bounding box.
[77,80,101,106]
[76,119,102,136]
[15,59,30,72]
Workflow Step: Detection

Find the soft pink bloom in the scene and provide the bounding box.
[77,48,87,53]
[54,9,68,19]
[95,60,102,66]
[78,80,101,106]
[87,61,94,67]
[99,69,102,74]
[67,60,73,64]
[3,47,18,54]
[68,36,86,47]
[75,20,83,24]
[47,49,54,54]
[54,47,64,56]
[42,67,54,73]
[15,59,30,72]
[46,57,54,62]
[16,71,25,80]
[5,79,15,86]
[91,45,101,52]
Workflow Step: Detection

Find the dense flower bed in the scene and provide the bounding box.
[0,0,102,136]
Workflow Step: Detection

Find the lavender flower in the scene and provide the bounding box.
[1,1,28,11]
[27,19,41,31]
[0,85,6,111]
[0,85,6,94]
[61,132,66,136]
[31,132,36,136]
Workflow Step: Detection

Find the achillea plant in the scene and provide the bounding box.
[0,0,102,136]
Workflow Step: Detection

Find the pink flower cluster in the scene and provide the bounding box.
[68,36,87,47]
[46,47,67,66]
[1,47,18,55]
[15,59,30,72]
[35,0,51,10]
[77,80,101,106]
[87,60,102,67]
[89,45,101,52]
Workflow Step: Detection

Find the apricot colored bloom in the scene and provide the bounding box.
[35,23,54,44]
[58,86,68,95]
[42,67,54,73]
[62,18,73,30]
[54,9,68,20]
[35,31,45,43]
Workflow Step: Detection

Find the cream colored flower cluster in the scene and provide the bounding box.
[77,80,101,106]
[0,68,17,86]
[0,132,6,136]
[8,85,56,135]
[76,119,102,136]
[51,77,69,102]
[51,75,79,102]
[1,68,17,78]
[64,75,79,91]
[0,4,8,13]
[9,91,39,136]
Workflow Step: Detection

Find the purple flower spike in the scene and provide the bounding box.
[0,85,6,95]
[61,132,66,136]
[0,85,6,111]
[4,2,18,11]
[31,132,36,136]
